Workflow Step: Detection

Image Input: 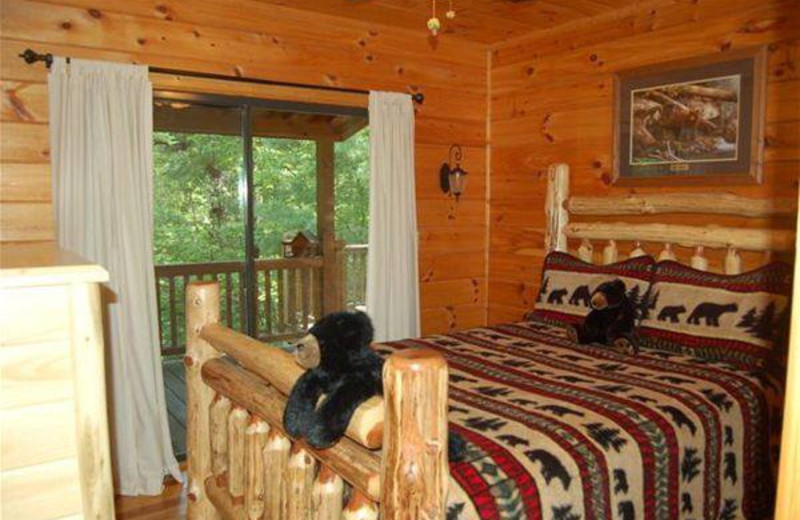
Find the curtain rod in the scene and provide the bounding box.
[18,48,425,104]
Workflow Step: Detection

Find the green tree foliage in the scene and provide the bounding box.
[152,125,370,349]
[153,127,370,264]
[153,132,245,264]
[334,129,370,246]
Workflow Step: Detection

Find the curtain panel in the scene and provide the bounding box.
[49,57,180,495]
[366,91,420,342]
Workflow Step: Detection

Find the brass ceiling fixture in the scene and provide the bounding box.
[427,0,456,36]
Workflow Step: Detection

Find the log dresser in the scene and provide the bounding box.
[0,243,114,519]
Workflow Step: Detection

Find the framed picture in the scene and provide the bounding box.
[612,48,766,185]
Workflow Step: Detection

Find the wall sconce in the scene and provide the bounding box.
[440,144,468,200]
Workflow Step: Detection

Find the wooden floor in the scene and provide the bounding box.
[115,473,187,519]
[113,359,188,518]
[163,356,187,460]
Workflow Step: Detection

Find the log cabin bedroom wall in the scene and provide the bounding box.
[488,0,800,324]
[0,0,489,336]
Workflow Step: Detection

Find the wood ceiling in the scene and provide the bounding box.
[252,0,641,44]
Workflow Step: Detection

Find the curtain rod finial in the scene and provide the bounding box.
[19,49,53,68]
[412,92,424,105]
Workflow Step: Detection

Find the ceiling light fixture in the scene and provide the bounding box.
[428,0,456,36]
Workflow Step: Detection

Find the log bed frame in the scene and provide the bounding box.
[184,163,796,520]
[545,163,797,269]
[185,280,448,520]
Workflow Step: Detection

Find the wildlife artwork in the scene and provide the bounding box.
[613,51,764,183]
[630,75,741,166]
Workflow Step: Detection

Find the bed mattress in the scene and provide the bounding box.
[376,320,782,520]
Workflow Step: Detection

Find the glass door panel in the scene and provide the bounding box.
[153,99,245,352]
[252,123,318,339]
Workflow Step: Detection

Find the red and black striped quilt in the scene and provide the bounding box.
[375,320,783,520]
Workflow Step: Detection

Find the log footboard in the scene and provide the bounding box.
[185,281,449,519]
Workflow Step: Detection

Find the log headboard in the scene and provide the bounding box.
[545,163,798,273]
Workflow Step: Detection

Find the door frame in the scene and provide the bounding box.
[153,89,367,338]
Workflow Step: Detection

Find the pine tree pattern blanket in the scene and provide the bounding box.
[375,320,783,520]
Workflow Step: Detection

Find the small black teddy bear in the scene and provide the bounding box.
[283,311,382,449]
[283,310,466,461]
[566,279,639,355]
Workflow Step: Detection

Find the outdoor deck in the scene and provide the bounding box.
[163,357,187,460]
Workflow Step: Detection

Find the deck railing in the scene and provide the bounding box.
[156,245,367,355]
[343,244,368,311]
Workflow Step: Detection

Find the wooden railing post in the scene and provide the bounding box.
[186,281,222,519]
[380,349,449,520]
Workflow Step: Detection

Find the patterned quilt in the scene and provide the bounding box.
[376,320,783,520]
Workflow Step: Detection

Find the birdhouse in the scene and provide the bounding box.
[282,230,320,258]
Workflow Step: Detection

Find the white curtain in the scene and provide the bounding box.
[49,57,181,495]
[366,91,420,341]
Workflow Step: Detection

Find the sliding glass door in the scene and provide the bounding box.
[152,91,368,353]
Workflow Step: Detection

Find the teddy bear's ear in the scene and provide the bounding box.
[350,311,374,345]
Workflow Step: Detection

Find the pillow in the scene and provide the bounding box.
[528,252,656,326]
[638,260,793,368]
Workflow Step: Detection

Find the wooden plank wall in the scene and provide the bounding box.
[488,0,800,324]
[0,0,489,335]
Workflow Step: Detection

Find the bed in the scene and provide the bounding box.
[182,163,795,520]
[378,319,783,519]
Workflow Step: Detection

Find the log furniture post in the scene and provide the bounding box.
[545,162,570,253]
[186,281,222,518]
[380,348,449,520]
[546,162,796,273]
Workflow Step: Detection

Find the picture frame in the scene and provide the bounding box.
[612,47,766,186]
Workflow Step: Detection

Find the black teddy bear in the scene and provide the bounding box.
[283,311,382,449]
[283,310,466,461]
[566,279,639,355]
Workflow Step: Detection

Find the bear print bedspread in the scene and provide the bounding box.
[375,320,783,520]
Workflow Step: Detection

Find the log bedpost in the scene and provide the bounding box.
[725,248,742,275]
[380,349,449,520]
[245,418,269,520]
[263,429,291,519]
[210,394,231,483]
[228,406,249,501]
[577,239,593,263]
[186,281,222,519]
[658,243,677,262]
[312,466,345,520]
[284,445,316,520]
[629,241,646,258]
[602,240,618,265]
[691,246,709,271]
[545,163,570,253]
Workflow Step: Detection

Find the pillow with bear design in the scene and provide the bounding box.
[638,260,793,368]
[528,252,656,327]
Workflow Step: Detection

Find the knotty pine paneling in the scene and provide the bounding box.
[0,0,489,335]
[488,0,800,323]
